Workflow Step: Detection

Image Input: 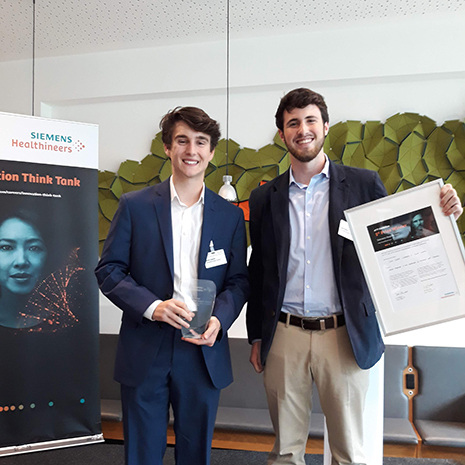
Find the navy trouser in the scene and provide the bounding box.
[121,325,220,465]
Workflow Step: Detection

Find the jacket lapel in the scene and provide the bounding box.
[152,180,174,280]
[328,162,349,278]
[198,188,217,279]
[270,171,291,282]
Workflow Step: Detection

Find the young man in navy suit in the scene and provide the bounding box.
[247,88,463,465]
[96,107,249,465]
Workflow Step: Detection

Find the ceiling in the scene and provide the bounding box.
[1,0,464,62]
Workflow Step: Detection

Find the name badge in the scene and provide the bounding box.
[205,249,227,269]
[338,219,353,241]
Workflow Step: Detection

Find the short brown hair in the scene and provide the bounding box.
[160,106,221,151]
[275,88,329,131]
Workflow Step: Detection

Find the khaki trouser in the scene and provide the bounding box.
[264,321,369,465]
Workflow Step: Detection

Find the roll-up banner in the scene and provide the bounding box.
[0,112,102,456]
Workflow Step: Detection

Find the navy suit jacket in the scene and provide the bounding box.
[246,162,387,370]
[96,179,249,389]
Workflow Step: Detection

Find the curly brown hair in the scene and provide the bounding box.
[275,88,329,131]
[160,106,221,151]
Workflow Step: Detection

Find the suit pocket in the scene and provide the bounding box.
[363,299,376,316]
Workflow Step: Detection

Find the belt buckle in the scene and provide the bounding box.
[301,315,338,331]
[300,317,313,331]
[300,316,325,331]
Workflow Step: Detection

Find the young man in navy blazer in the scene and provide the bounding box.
[96,107,249,465]
[247,88,463,465]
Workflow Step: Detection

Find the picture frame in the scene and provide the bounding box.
[345,179,465,336]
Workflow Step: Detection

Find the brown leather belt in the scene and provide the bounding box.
[279,311,345,331]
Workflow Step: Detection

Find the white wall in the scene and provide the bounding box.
[0,59,34,116]
[1,12,464,345]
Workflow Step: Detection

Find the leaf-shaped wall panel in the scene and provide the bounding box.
[140,154,168,178]
[362,121,384,154]
[378,164,402,194]
[278,153,290,174]
[446,171,465,207]
[423,127,454,179]
[213,139,241,168]
[159,159,172,181]
[100,198,119,222]
[364,137,398,168]
[119,179,148,195]
[324,122,352,161]
[342,142,378,171]
[205,164,245,193]
[273,132,286,150]
[446,123,465,170]
[99,214,111,240]
[150,133,166,158]
[385,113,435,144]
[398,132,428,185]
[257,144,288,166]
[98,170,116,189]
[234,147,261,170]
[235,166,278,200]
[110,177,124,199]
[98,113,465,248]
[118,160,143,183]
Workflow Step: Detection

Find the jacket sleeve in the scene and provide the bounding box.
[373,170,388,200]
[95,195,159,324]
[246,188,265,343]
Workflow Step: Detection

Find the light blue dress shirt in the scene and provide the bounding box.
[281,157,342,317]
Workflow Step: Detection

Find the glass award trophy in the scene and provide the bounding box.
[181,279,216,339]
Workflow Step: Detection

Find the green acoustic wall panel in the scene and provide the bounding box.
[98,113,465,253]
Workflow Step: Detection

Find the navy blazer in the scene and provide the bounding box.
[247,162,387,370]
[96,179,249,389]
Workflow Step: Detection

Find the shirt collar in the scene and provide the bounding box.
[289,154,331,188]
[170,176,205,207]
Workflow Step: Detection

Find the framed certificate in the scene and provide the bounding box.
[345,179,465,336]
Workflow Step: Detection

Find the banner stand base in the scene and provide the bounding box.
[0,433,104,457]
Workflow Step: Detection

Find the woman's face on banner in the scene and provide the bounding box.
[0,217,47,295]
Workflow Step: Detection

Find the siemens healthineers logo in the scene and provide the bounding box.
[11,132,86,153]
[31,132,73,143]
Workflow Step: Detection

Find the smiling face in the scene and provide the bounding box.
[164,121,215,183]
[279,104,329,165]
[0,217,47,295]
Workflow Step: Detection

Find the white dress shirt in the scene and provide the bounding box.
[143,177,204,320]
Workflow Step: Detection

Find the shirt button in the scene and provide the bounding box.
[306,285,310,289]
[307,260,310,264]
[307,236,310,240]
